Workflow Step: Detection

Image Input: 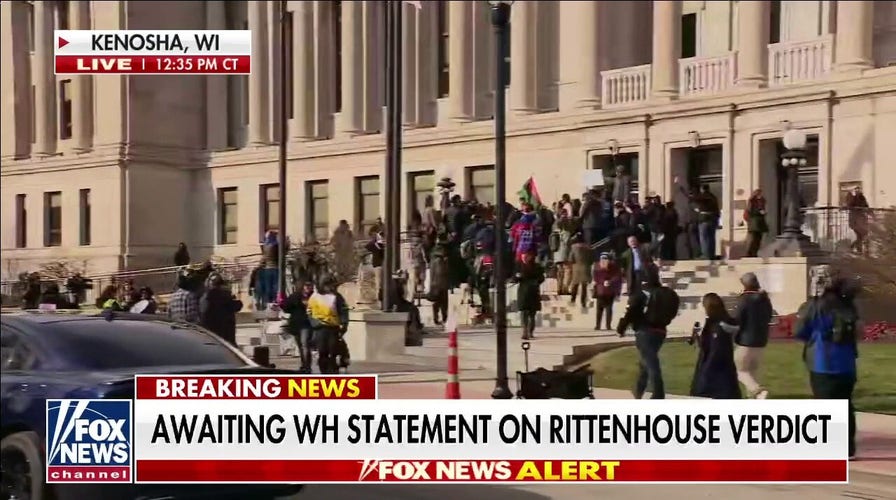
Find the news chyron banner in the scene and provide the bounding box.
[54,30,250,75]
[48,375,849,485]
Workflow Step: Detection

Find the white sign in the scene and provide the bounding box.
[583,170,604,188]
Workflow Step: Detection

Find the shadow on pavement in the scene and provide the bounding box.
[295,483,551,500]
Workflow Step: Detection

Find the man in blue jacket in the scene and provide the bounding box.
[794,271,860,459]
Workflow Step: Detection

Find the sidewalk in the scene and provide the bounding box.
[378,379,896,478]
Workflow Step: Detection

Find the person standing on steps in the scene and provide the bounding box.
[593,253,622,331]
[619,235,653,295]
[616,264,680,399]
[174,242,191,267]
[743,189,769,258]
[568,233,593,310]
[795,273,861,460]
[307,275,350,375]
[515,252,545,340]
[427,233,451,326]
[731,272,774,399]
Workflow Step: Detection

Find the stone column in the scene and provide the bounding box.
[70,1,94,151]
[471,2,494,119]
[313,1,336,137]
[651,0,681,100]
[448,1,473,120]
[267,3,283,140]
[0,1,32,158]
[248,1,270,145]
[509,1,537,113]
[835,0,874,72]
[33,1,57,155]
[736,0,770,88]
[292,1,315,138]
[338,0,364,133]
[361,1,383,133]
[402,1,438,127]
[558,1,601,110]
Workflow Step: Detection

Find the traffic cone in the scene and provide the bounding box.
[445,325,461,399]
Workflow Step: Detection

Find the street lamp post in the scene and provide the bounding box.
[488,0,513,400]
[779,129,809,237]
[761,128,818,257]
[277,0,289,301]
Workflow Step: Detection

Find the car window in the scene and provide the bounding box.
[1,325,37,371]
[39,319,250,370]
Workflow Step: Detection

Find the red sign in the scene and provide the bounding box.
[55,55,251,75]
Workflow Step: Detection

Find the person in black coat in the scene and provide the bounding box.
[174,242,191,267]
[690,293,742,400]
[199,274,243,347]
[514,252,544,340]
[281,283,314,373]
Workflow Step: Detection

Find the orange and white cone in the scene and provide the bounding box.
[445,317,461,399]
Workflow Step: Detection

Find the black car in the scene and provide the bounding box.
[1,311,302,500]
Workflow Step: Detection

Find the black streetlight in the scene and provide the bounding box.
[277,0,289,301]
[383,0,404,311]
[762,128,818,257]
[488,0,513,400]
[779,129,808,237]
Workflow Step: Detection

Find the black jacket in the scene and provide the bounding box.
[199,287,243,346]
[281,291,311,335]
[732,291,774,348]
[617,288,660,334]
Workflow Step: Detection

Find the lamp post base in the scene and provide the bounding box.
[491,380,514,399]
[758,232,823,258]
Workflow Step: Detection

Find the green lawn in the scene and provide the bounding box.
[588,340,896,414]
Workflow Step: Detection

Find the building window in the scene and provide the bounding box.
[355,176,380,235]
[681,13,697,58]
[334,1,342,112]
[218,187,238,244]
[284,11,294,120]
[56,0,69,30]
[260,184,280,235]
[769,1,781,44]
[467,166,495,206]
[15,194,27,248]
[437,2,449,97]
[44,191,62,247]
[408,171,435,220]
[79,189,91,246]
[306,181,330,241]
[59,79,72,139]
[27,2,34,53]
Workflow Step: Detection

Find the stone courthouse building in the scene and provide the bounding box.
[1,0,895,279]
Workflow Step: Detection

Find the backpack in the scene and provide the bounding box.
[548,232,561,253]
[643,286,680,327]
[826,306,859,345]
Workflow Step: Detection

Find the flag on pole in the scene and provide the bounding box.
[517,177,543,208]
[403,0,423,9]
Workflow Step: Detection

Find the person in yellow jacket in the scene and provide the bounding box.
[307,275,350,374]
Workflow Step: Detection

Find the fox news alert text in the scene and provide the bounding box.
[54,30,250,75]
[118,375,851,485]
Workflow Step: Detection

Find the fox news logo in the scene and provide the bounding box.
[46,399,132,483]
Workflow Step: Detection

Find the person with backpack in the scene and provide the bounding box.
[731,272,774,399]
[307,275,350,374]
[794,272,861,459]
[281,282,314,373]
[514,252,545,340]
[616,264,680,399]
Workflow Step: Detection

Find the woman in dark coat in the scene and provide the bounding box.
[744,189,769,258]
[690,293,742,399]
[515,252,544,340]
[199,274,243,347]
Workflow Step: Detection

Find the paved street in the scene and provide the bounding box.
[291,471,896,500]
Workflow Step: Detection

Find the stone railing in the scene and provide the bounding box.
[601,64,652,108]
[679,53,736,97]
[768,35,834,87]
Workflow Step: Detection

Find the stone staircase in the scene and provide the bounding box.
[235,257,813,368]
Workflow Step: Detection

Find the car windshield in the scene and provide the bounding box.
[40,319,249,370]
